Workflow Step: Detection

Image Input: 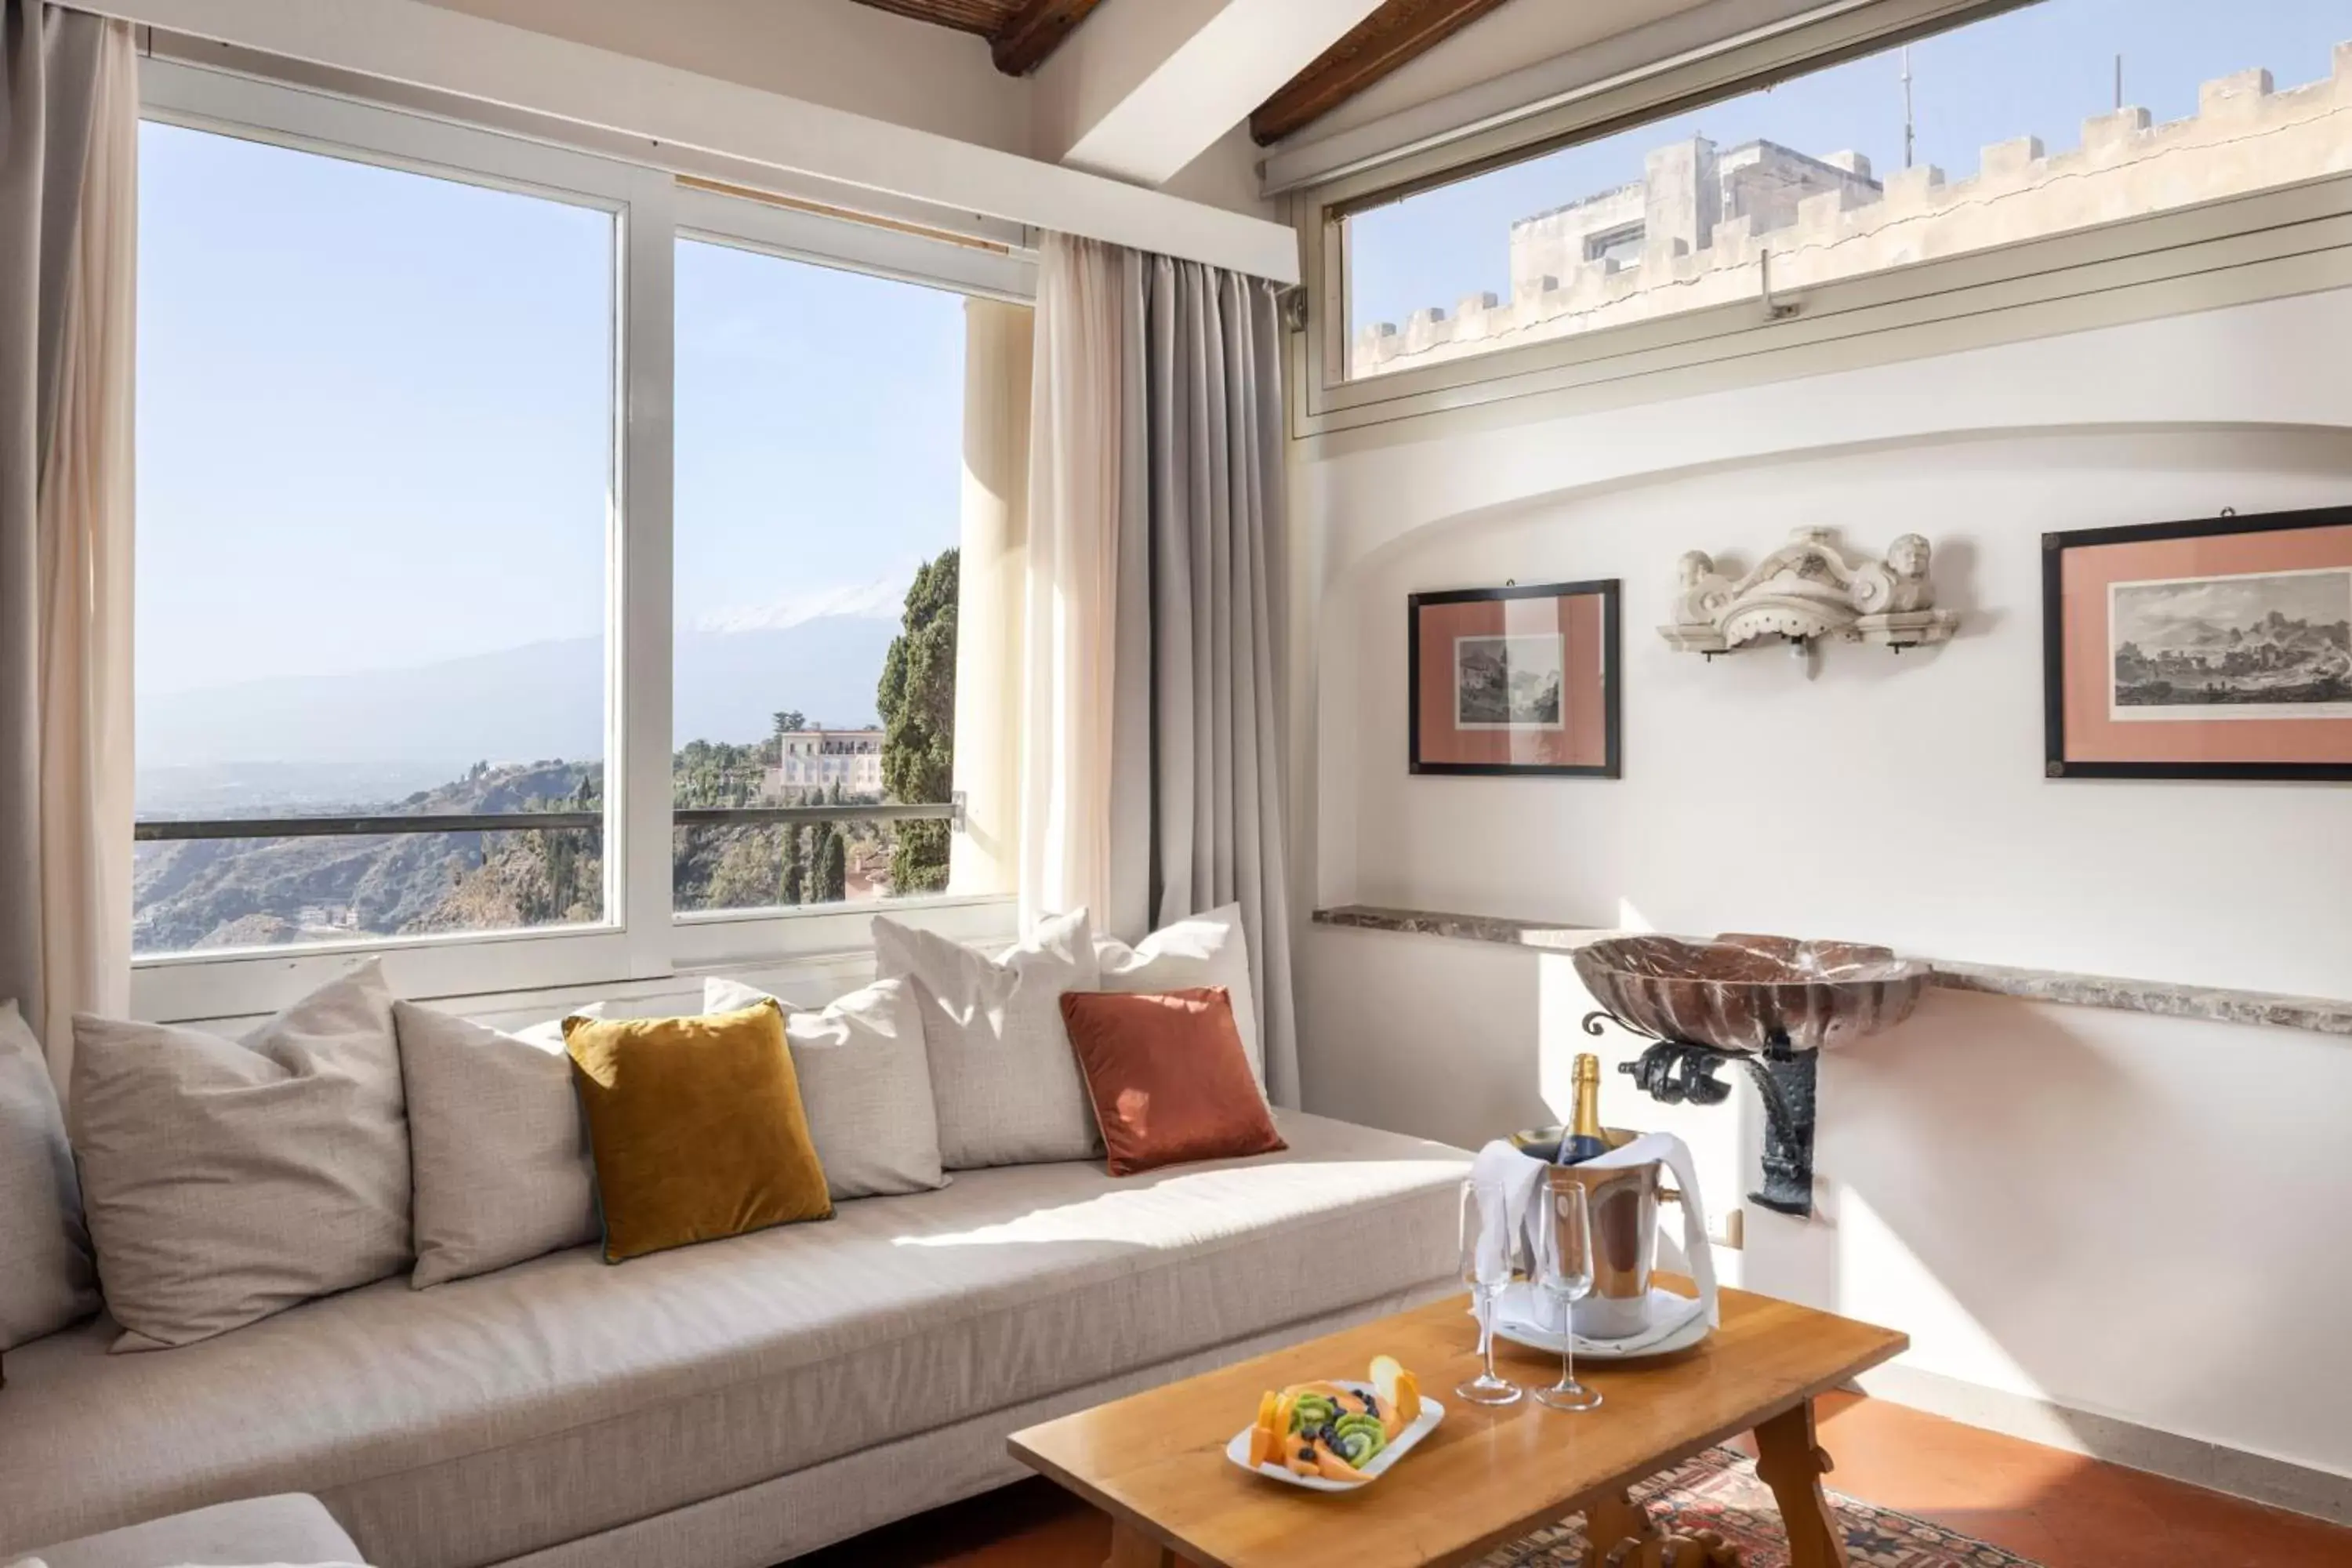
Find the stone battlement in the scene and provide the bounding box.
[1355,43,2352,379]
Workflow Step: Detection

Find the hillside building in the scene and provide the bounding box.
[767,727,886,800]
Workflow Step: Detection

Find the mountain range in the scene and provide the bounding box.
[137,613,898,808]
[2135,608,2349,654]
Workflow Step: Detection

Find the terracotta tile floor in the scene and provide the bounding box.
[793,1392,2351,1567]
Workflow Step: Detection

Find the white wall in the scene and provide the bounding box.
[1291,287,2352,1485]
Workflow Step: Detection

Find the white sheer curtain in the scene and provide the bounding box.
[1014,235,1132,931]
[0,8,136,1085]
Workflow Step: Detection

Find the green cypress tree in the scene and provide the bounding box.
[813,821,847,902]
[877,549,958,896]
[780,824,806,906]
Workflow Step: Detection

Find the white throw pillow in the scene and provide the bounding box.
[395,1000,602,1288]
[71,960,410,1350]
[0,1000,99,1350]
[1095,903,1264,1092]
[703,975,946,1200]
[873,909,1102,1169]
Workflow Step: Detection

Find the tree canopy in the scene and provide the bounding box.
[877,549,957,895]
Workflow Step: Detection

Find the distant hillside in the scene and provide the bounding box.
[137,615,898,779]
[133,760,600,953]
[2136,607,2350,655]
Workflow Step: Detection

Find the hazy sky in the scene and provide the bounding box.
[135,125,967,706]
[136,0,2347,715]
[1351,0,2352,332]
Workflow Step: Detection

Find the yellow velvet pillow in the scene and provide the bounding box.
[563,998,833,1262]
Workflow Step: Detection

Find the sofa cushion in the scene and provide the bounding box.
[24,1495,361,1568]
[70,961,409,1351]
[0,1112,1468,1568]
[0,999,99,1353]
[1059,989,1284,1176]
[701,976,946,1201]
[564,1000,833,1263]
[874,909,1102,1169]
[397,1002,601,1289]
[1095,904,1264,1091]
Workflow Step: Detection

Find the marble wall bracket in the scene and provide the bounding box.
[1660,525,1959,658]
[1585,1011,1820,1218]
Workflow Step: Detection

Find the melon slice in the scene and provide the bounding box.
[1370,1356,1422,1431]
[1247,1421,1279,1470]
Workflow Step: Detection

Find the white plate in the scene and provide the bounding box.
[1490,1283,1712,1361]
[1225,1381,1446,1492]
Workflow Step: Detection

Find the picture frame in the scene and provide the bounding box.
[1408,580,1621,777]
[2043,506,2352,782]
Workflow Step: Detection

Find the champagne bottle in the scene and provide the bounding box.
[1556,1052,1610,1165]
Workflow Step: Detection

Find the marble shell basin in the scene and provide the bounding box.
[1572,933,1929,1054]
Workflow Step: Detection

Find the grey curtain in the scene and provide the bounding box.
[1107,254,1299,1109]
[1,2,107,1055]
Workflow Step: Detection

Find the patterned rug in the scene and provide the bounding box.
[1480,1445,2045,1567]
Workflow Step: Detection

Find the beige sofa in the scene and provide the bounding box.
[4,1111,1467,1568]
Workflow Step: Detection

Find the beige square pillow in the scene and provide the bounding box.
[1,1000,99,1353]
[1095,903,1264,1092]
[71,960,410,1350]
[703,975,946,1199]
[873,909,1101,1169]
[395,1000,601,1287]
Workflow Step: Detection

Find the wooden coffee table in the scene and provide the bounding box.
[1008,1282,1907,1568]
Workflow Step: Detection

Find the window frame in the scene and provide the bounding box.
[1290,0,2352,437]
[132,60,1022,1025]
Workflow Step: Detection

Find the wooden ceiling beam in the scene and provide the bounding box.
[1250,0,1516,145]
[849,1,1007,40]
[993,0,1110,76]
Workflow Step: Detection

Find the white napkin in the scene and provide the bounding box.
[1463,1140,1548,1355]
[1467,1138,1550,1280]
[1573,1131,1720,1329]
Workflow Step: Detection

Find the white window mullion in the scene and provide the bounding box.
[616,169,679,978]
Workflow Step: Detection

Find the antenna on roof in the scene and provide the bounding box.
[1900,46,1915,169]
[2114,53,2125,111]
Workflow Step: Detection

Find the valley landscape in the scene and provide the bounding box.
[135,559,956,953]
[2111,569,2352,714]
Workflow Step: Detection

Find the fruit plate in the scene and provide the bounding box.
[1224,1381,1445,1493]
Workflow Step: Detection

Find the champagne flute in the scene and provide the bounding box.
[1534,1176,1602,1412]
[1456,1178,1522,1406]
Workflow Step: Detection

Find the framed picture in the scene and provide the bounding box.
[2043,506,2352,781]
[1409,580,1621,777]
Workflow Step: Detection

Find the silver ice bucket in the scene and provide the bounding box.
[1546,1157,1666,1340]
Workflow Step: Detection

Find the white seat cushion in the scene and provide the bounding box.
[874,908,1102,1169]
[70,961,410,1350]
[0,1112,1468,1568]
[0,1000,99,1352]
[1095,903,1264,1091]
[700,976,946,1201]
[394,1002,601,1290]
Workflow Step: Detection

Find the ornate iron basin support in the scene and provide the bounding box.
[1583,1011,1820,1218]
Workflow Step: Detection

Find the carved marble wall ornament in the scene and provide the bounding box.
[1659,526,1958,657]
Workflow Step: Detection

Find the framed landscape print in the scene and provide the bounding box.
[1409,580,1621,777]
[2044,506,2352,781]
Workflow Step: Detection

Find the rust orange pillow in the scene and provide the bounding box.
[564,999,833,1262]
[1057,988,1285,1177]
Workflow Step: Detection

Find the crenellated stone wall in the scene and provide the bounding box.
[1354,42,2352,379]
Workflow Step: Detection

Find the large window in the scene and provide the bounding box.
[1338,1,2350,383]
[134,118,616,955]
[670,238,967,916]
[129,63,1030,1017]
